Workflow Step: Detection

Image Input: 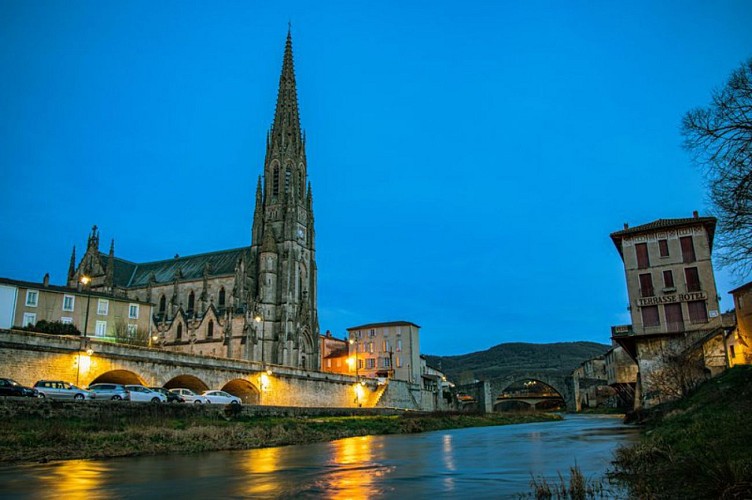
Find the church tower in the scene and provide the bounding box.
[248,29,319,370]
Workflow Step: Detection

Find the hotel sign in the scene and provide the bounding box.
[636,291,707,307]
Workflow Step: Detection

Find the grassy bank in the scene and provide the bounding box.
[0,410,560,463]
[610,365,752,498]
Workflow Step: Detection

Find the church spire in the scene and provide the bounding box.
[270,27,302,149]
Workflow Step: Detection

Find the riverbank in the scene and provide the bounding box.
[0,403,561,463]
[610,365,752,498]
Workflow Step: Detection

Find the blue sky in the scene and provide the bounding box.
[1,1,751,356]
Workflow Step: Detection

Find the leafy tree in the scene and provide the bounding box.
[682,58,752,278]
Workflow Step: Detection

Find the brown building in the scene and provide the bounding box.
[0,276,153,341]
[728,282,752,366]
[346,321,421,383]
[320,330,349,374]
[610,212,723,407]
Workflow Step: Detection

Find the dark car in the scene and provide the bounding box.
[150,387,185,403]
[0,377,40,398]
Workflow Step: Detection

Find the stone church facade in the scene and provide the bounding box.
[66,31,320,371]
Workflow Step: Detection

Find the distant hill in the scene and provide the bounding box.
[424,341,610,384]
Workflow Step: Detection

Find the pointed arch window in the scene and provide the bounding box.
[284,167,291,195]
[207,320,214,338]
[159,295,166,314]
[218,288,226,309]
[176,323,183,340]
[187,291,195,314]
[298,170,304,201]
[273,165,280,196]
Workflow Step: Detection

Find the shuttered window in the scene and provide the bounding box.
[663,270,675,288]
[664,303,683,332]
[685,267,701,292]
[688,301,708,324]
[639,273,654,297]
[641,305,660,327]
[658,239,669,257]
[680,236,696,263]
[636,243,650,269]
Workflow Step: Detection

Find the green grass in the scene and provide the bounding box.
[610,366,752,498]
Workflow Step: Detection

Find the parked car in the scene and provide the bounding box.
[169,388,209,404]
[86,383,130,401]
[125,385,167,403]
[0,377,40,398]
[150,387,185,403]
[201,390,241,405]
[34,380,91,400]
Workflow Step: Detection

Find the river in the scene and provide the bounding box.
[0,414,638,499]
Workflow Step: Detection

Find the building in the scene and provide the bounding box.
[604,345,638,409]
[610,212,723,407]
[320,330,349,374]
[346,321,421,383]
[728,282,752,366]
[63,31,320,369]
[0,276,152,341]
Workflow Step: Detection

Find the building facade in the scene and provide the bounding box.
[729,282,752,366]
[346,321,421,383]
[320,330,349,374]
[0,276,152,341]
[610,212,723,407]
[64,31,320,369]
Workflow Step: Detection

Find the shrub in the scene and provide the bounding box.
[19,320,81,336]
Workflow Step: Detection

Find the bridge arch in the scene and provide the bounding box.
[221,378,260,405]
[163,374,209,393]
[89,369,146,386]
[492,378,566,412]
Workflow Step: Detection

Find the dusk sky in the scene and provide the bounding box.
[2,2,751,356]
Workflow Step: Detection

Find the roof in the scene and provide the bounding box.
[729,281,752,295]
[104,247,249,288]
[0,277,151,304]
[610,216,716,257]
[346,320,421,331]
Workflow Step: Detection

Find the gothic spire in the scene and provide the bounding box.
[270,28,302,149]
[68,245,76,281]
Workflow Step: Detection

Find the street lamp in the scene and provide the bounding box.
[349,338,359,381]
[349,337,362,407]
[80,275,92,339]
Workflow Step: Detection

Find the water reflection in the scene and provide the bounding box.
[237,446,281,497]
[36,459,108,500]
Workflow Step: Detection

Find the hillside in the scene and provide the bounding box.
[425,341,610,383]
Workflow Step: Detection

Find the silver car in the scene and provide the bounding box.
[169,388,209,404]
[34,380,91,400]
[87,383,130,401]
[125,385,167,403]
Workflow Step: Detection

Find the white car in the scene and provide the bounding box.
[201,390,241,405]
[125,385,167,403]
[169,388,209,404]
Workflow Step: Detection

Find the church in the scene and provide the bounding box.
[66,31,320,371]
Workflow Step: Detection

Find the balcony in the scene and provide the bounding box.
[686,282,702,293]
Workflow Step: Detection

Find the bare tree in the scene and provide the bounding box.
[643,344,706,403]
[682,58,752,279]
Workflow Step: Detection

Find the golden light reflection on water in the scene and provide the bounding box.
[325,435,377,500]
[442,434,456,493]
[237,446,282,496]
[36,459,109,500]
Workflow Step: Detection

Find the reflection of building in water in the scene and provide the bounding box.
[329,436,376,499]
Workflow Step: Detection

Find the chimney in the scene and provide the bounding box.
[693,210,699,218]
[623,223,629,230]
[42,273,50,287]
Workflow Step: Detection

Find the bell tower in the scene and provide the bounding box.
[249,29,319,370]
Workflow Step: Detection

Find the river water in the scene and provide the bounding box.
[0,414,638,499]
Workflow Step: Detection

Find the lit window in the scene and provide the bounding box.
[366,358,376,369]
[26,290,38,307]
[97,299,109,315]
[396,355,402,368]
[95,320,107,336]
[128,304,139,319]
[22,312,36,327]
[63,295,75,312]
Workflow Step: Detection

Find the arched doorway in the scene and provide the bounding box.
[221,378,261,405]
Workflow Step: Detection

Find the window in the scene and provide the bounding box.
[658,239,669,257]
[63,295,75,312]
[284,167,291,194]
[688,300,708,324]
[369,329,375,337]
[218,288,226,308]
[663,270,675,289]
[61,317,73,324]
[22,312,36,327]
[685,267,701,292]
[396,355,402,368]
[127,324,137,336]
[97,299,109,315]
[639,273,654,297]
[366,358,376,369]
[326,359,331,368]
[95,320,107,337]
[641,305,660,327]
[159,295,166,314]
[382,357,391,368]
[664,303,683,332]
[635,243,650,269]
[680,236,696,263]
[187,291,195,313]
[129,304,139,319]
[357,359,363,370]
[368,342,374,353]
[273,165,280,196]
[25,290,38,307]
[397,339,402,352]
[176,323,183,339]
[730,345,736,358]
[207,320,214,338]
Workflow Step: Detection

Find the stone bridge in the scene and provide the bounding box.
[0,330,373,407]
[457,372,578,412]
